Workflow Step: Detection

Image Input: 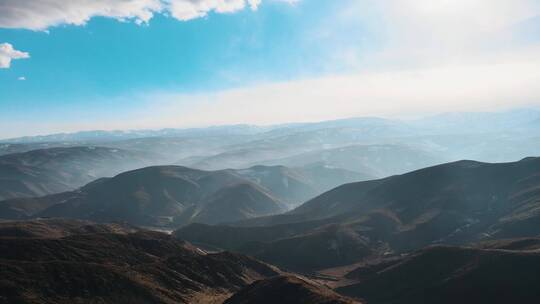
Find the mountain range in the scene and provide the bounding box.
[0,164,365,226]
[175,157,540,271]
[1,110,540,303]
[3,109,540,172]
[0,146,157,200]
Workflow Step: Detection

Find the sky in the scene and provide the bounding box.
[0,0,539,138]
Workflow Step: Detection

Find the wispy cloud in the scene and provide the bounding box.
[1,0,538,135]
[0,0,289,31]
[135,0,540,127]
[0,43,29,68]
[143,51,540,126]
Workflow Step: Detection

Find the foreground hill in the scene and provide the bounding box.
[0,146,157,200]
[0,164,364,226]
[0,219,280,304]
[338,240,540,304]
[0,218,138,238]
[175,157,540,271]
[225,275,360,304]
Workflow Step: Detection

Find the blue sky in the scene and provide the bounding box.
[0,0,539,138]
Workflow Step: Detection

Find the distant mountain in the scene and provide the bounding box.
[102,136,249,162]
[0,143,74,156]
[225,275,360,304]
[0,124,273,143]
[0,219,280,304]
[181,123,421,171]
[0,164,364,226]
[234,165,370,207]
[412,109,540,135]
[338,240,540,304]
[0,146,157,200]
[4,109,540,169]
[259,144,445,177]
[175,157,540,271]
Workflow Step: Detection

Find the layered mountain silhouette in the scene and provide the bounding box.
[175,157,540,271]
[259,144,444,177]
[0,164,365,226]
[0,219,280,304]
[0,146,157,200]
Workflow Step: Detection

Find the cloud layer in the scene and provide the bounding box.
[0,43,29,68]
[0,0,265,30]
[142,51,540,127]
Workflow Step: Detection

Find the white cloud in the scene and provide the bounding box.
[167,0,260,21]
[339,0,540,65]
[0,0,274,31]
[18,76,26,81]
[137,46,540,127]
[0,43,29,68]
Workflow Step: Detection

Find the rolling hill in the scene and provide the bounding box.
[259,144,445,177]
[338,239,540,304]
[0,164,365,226]
[0,146,157,200]
[225,275,360,304]
[175,157,540,271]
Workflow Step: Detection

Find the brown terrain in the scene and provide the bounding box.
[0,219,280,304]
[224,275,361,304]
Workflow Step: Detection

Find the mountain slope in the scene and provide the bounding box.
[290,157,540,249]
[0,220,280,304]
[34,166,286,226]
[0,163,365,226]
[338,241,540,304]
[175,157,540,271]
[225,275,360,304]
[0,166,298,226]
[234,164,369,208]
[0,146,157,200]
[177,183,286,225]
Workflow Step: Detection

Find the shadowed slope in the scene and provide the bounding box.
[225,275,361,304]
[338,241,540,304]
[175,157,540,271]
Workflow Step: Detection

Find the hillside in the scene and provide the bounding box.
[0,146,157,200]
[338,241,540,304]
[225,275,360,304]
[175,157,540,271]
[234,164,369,207]
[0,163,366,226]
[0,220,280,304]
[32,166,286,227]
